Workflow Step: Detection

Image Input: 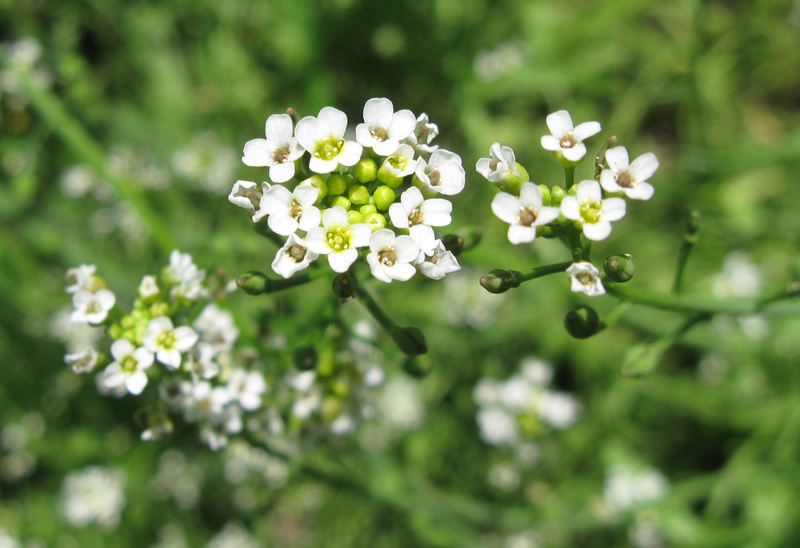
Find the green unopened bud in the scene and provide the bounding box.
[537,226,554,238]
[317,347,336,377]
[301,175,327,203]
[685,210,700,243]
[402,356,433,378]
[293,346,318,371]
[347,210,363,224]
[348,184,370,205]
[377,161,404,188]
[514,163,530,183]
[373,185,396,210]
[604,254,635,283]
[551,185,567,206]
[332,273,355,300]
[359,203,377,216]
[480,269,521,294]
[621,339,670,378]
[363,212,387,231]
[353,158,378,183]
[391,326,427,357]
[330,196,351,210]
[564,305,600,339]
[327,174,347,196]
[441,234,464,256]
[236,270,269,295]
[538,184,551,206]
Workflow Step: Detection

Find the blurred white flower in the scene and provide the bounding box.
[712,252,763,299]
[603,464,669,514]
[60,466,126,530]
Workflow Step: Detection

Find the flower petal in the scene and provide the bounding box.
[242,139,270,167]
[629,152,659,182]
[625,182,654,201]
[507,224,536,244]
[603,146,629,171]
[328,248,358,273]
[265,113,294,144]
[582,221,612,241]
[572,120,601,142]
[546,110,574,138]
[363,97,394,127]
[600,197,627,221]
[491,193,521,224]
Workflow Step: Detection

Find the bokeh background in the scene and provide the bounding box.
[2,0,800,546]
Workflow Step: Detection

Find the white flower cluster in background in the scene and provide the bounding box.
[603,463,669,515]
[229,98,463,282]
[473,357,580,448]
[0,412,45,483]
[59,465,126,530]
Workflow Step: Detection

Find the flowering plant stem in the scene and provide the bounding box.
[265,268,331,293]
[564,165,575,190]
[672,211,700,293]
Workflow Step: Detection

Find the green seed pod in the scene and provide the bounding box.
[348,184,370,205]
[391,326,428,357]
[293,346,318,371]
[377,161,404,188]
[236,270,269,295]
[441,234,464,256]
[564,305,601,339]
[301,175,327,203]
[479,269,521,294]
[353,158,378,183]
[332,273,355,300]
[604,254,635,283]
[402,356,433,378]
[373,185,396,210]
[327,174,348,196]
[330,195,352,210]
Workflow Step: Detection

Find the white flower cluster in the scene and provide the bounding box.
[229,98,463,282]
[603,464,669,515]
[63,252,271,451]
[59,465,126,530]
[476,110,659,297]
[473,357,580,448]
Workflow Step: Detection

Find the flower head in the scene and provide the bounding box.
[476,142,518,183]
[388,186,452,231]
[70,289,115,324]
[305,206,371,273]
[540,110,601,163]
[599,146,659,200]
[65,347,98,374]
[99,339,154,395]
[413,149,465,196]
[410,228,461,280]
[272,233,319,278]
[65,264,99,293]
[252,184,321,235]
[295,107,363,174]
[566,261,605,296]
[403,113,440,154]
[143,316,199,369]
[491,182,560,244]
[242,113,304,183]
[228,180,269,215]
[560,180,626,241]
[355,97,417,156]
[366,229,419,283]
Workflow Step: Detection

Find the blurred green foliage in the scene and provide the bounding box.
[2,0,800,546]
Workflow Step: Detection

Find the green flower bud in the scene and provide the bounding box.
[604,254,635,283]
[514,162,530,183]
[353,158,377,183]
[359,203,378,216]
[402,356,433,378]
[347,210,363,224]
[550,185,567,206]
[377,161,405,188]
[330,196,352,210]
[373,185,396,210]
[293,346,318,371]
[327,174,348,196]
[391,326,427,357]
[479,269,522,294]
[348,184,370,205]
[441,234,464,256]
[538,184,551,206]
[301,175,327,203]
[317,347,336,377]
[363,212,387,231]
[564,305,601,339]
[108,324,123,340]
[236,270,269,295]
[121,315,136,329]
[332,273,355,300]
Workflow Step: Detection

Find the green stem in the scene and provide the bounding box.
[352,273,398,334]
[672,211,700,293]
[567,230,583,263]
[252,221,289,248]
[599,301,632,330]
[564,165,575,190]
[269,268,330,292]
[9,66,176,254]
[517,261,573,283]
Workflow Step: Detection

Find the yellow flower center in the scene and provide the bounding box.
[579,201,601,224]
[314,137,344,161]
[378,247,397,267]
[156,329,177,351]
[326,226,352,252]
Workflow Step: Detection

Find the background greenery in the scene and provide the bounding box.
[2,0,800,546]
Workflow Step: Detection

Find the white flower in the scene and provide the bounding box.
[413,149,465,196]
[65,264,98,293]
[378,143,418,182]
[366,229,419,283]
[64,347,98,374]
[252,184,321,235]
[186,342,220,380]
[389,186,452,231]
[167,250,207,301]
[70,289,115,324]
[536,391,580,429]
[295,107,363,174]
[403,113,439,154]
[476,142,519,183]
[540,110,601,163]
[409,227,460,280]
[182,381,230,423]
[228,180,269,215]
[476,407,519,446]
[271,233,319,278]
[305,206,371,273]
[227,368,267,412]
[138,275,159,300]
[143,316,199,369]
[193,304,239,354]
[59,466,126,530]
[241,113,304,183]
[566,261,606,296]
[560,180,626,241]
[99,339,154,395]
[599,146,659,200]
[355,97,417,156]
[491,182,560,244]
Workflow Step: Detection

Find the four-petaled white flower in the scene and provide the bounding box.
[272,233,319,279]
[143,316,199,369]
[403,113,440,154]
[295,107,363,174]
[253,184,321,235]
[378,143,418,183]
[540,110,601,163]
[476,142,520,183]
[64,347,98,374]
[242,114,305,183]
[413,149,465,196]
[410,227,461,280]
[228,180,269,216]
[167,250,207,301]
[366,229,420,283]
[355,97,417,156]
[599,146,659,201]
[491,182,561,244]
[65,264,99,293]
[389,186,452,231]
[566,261,606,297]
[138,275,159,300]
[560,180,626,241]
[226,368,268,412]
[99,339,155,395]
[70,289,116,324]
[305,206,371,273]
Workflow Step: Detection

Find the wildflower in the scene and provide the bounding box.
[228,180,269,215]
[540,110,601,163]
[226,368,267,412]
[560,180,626,241]
[99,339,154,396]
[252,184,321,235]
[366,229,419,283]
[295,107,363,174]
[413,149,466,196]
[272,233,319,278]
[566,261,606,296]
[70,289,115,324]
[409,227,460,280]
[59,466,126,530]
[491,182,560,244]
[65,264,99,293]
[64,347,98,374]
[193,304,239,354]
[182,381,230,423]
[242,113,304,183]
[143,316,199,369]
[138,275,159,300]
[476,407,519,446]
[377,143,418,186]
[305,206,371,273]
[599,146,659,200]
[403,113,439,154]
[355,97,417,156]
[388,186,452,231]
[475,142,519,184]
[166,250,207,301]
